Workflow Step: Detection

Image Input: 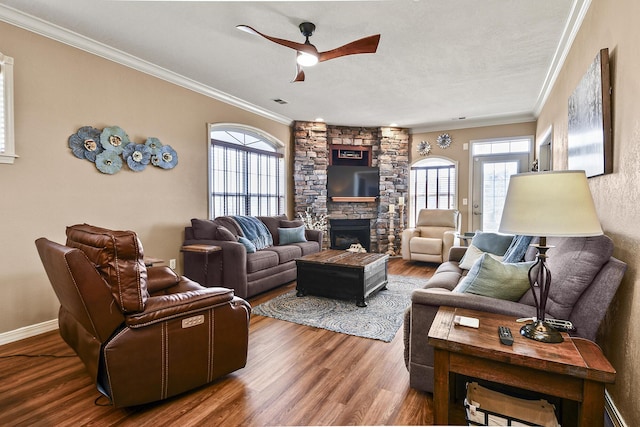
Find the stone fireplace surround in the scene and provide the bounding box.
[293,121,409,253]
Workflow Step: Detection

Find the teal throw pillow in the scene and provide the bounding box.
[238,236,257,253]
[278,225,307,245]
[453,253,534,301]
[470,231,515,256]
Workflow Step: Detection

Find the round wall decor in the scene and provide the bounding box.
[437,133,452,149]
[418,140,432,156]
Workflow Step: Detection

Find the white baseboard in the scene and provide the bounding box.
[606,390,628,427]
[0,319,58,346]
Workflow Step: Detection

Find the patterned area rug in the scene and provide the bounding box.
[251,275,425,342]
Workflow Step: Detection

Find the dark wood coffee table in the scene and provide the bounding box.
[428,306,616,426]
[295,249,389,307]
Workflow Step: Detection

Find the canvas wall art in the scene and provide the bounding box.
[567,48,612,178]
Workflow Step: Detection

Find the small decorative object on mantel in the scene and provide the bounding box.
[436,133,452,149]
[417,140,431,156]
[68,125,179,174]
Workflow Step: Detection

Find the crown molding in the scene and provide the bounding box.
[410,111,536,135]
[0,4,293,126]
[533,0,592,116]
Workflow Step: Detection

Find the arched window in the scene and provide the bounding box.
[409,157,457,226]
[209,124,285,218]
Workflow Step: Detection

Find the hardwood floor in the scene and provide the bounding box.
[0,259,441,426]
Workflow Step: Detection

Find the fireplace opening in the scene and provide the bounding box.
[329,219,371,252]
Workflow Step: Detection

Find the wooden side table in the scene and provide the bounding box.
[181,244,222,287]
[428,306,616,427]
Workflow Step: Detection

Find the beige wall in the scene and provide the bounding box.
[0,22,291,334]
[410,121,536,233]
[536,0,639,423]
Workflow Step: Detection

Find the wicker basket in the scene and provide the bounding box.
[464,382,560,427]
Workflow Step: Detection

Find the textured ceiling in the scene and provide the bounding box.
[0,0,586,131]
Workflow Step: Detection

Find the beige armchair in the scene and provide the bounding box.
[401,209,460,263]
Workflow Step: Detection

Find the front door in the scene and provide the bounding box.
[472,153,530,232]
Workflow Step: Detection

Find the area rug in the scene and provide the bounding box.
[251,275,425,342]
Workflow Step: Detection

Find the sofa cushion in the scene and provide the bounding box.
[246,250,279,273]
[424,270,462,291]
[416,209,458,227]
[410,237,442,255]
[213,216,243,237]
[191,218,219,240]
[417,226,455,239]
[519,235,614,320]
[267,245,303,264]
[278,225,307,245]
[454,254,534,301]
[257,215,288,245]
[459,244,503,270]
[291,241,321,256]
[238,236,257,253]
[470,231,514,256]
[280,219,304,228]
[216,226,237,241]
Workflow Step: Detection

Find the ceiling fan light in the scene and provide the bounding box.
[297,52,318,67]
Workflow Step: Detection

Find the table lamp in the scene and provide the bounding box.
[499,170,603,343]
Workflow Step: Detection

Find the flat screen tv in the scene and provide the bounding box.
[327,165,380,199]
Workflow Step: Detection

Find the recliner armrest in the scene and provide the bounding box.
[125,287,235,328]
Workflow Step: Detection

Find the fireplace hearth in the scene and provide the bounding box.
[330,219,371,252]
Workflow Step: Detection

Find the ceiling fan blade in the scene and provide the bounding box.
[236,25,319,56]
[292,64,305,82]
[318,34,381,62]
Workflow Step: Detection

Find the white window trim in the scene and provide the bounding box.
[0,52,17,164]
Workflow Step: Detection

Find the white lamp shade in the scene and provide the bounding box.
[499,170,603,237]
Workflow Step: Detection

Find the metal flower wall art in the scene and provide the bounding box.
[68,126,178,174]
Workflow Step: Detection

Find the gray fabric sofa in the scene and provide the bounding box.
[183,215,323,299]
[404,234,627,393]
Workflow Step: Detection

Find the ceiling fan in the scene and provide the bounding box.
[236,22,381,82]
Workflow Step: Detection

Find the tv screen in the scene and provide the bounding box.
[327,165,380,198]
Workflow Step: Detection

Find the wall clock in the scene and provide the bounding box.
[437,133,452,149]
[418,140,431,156]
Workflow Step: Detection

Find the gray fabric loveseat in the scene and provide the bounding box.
[184,215,323,299]
[404,232,627,393]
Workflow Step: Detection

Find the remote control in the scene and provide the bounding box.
[498,326,514,346]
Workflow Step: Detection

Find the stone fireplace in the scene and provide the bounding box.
[293,122,409,253]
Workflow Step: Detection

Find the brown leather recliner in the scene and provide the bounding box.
[35,224,251,408]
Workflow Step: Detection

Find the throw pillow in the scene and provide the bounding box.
[238,236,257,253]
[190,218,218,240]
[453,254,534,301]
[470,231,514,256]
[459,244,503,270]
[216,225,237,241]
[278,225,307,245]
[503,235,534,263]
